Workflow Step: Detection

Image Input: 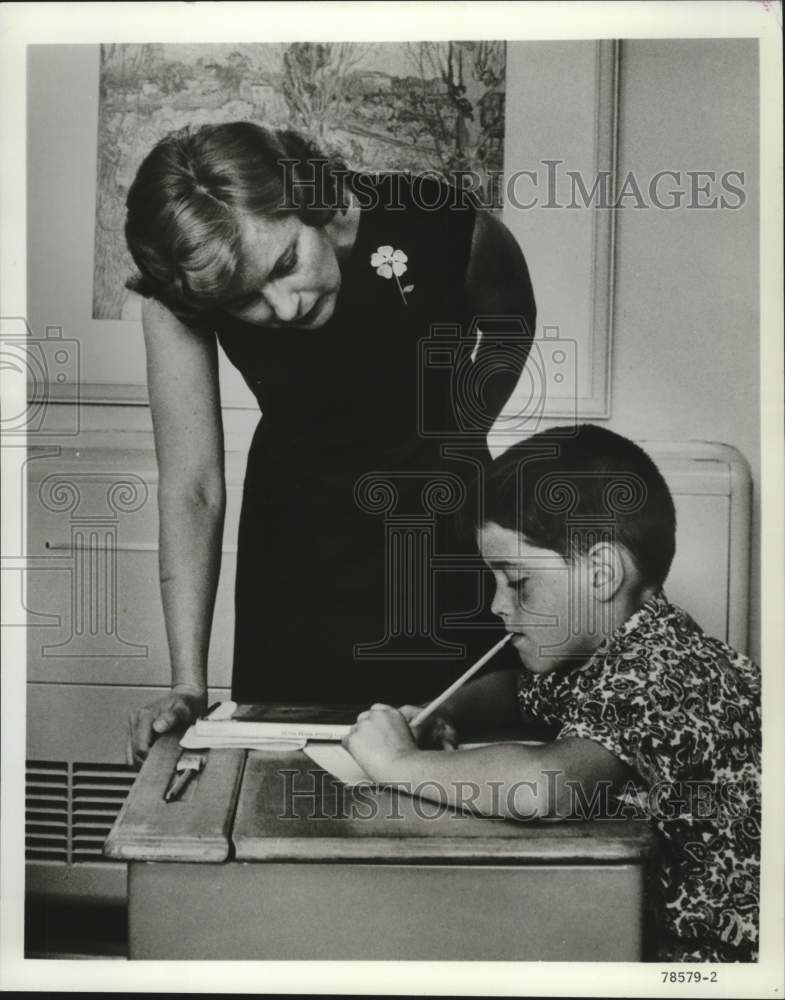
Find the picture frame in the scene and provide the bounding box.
[28,39,620,418]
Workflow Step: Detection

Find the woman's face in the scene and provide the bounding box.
[221,213,341,328]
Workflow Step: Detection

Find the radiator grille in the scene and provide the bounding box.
[72,764,137,861]
[26,762,69,862]
[26,761,136,864]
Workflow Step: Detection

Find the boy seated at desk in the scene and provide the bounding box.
[344,424,760,963]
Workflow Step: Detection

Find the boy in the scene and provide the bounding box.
[344,425,760,962]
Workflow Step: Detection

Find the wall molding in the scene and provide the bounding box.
[30,382,256,410]
[581,37,619,418]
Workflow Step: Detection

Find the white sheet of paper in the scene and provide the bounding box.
[303,743,373,786]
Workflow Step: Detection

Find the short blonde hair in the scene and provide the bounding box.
[124,122,348,324]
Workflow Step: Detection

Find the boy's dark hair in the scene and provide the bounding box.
[480,425,677,587]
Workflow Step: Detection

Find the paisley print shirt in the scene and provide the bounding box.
[517,591,760,962]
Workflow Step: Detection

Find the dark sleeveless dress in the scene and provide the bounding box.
[216,173,533,705]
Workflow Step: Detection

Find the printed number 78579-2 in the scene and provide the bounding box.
[660,971,719,983]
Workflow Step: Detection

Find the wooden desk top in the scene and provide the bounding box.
[104,734,245,862]
[105,733,658,865]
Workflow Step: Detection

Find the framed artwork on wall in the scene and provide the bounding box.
[28,40,618,418]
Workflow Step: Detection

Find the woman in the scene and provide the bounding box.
[126,122,536,764]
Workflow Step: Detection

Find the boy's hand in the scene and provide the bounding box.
[399,704,458,750]
[343,704,418,782]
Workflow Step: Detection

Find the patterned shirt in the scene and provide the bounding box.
[517,591,760,962]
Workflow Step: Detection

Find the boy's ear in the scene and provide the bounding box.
[587,542,625,602]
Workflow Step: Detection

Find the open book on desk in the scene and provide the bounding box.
[194,701,362,742]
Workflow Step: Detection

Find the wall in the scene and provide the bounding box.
[608,39,760,660]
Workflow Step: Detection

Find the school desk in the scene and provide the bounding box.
[105,733,659,961]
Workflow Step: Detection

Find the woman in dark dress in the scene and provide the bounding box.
[126,123,535,762]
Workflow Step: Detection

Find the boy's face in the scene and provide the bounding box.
[478,521,602,675]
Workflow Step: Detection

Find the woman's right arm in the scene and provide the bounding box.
[127,298,226,765]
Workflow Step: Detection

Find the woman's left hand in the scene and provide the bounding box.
[343,703,418,782]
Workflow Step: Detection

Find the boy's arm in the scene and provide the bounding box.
[344,706,633,821]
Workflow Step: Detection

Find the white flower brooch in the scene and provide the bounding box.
[370,245,415,305]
